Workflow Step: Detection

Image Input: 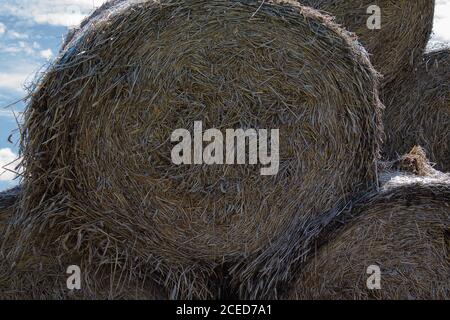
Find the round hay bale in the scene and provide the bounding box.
[302,0,435,83]
[13,0,382,298]
[288,159,450,300]
[382,49,450,172]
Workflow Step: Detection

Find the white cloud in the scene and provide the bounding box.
[0,41,26,55]
[0,73,27,92]
[39,48,53,59]
[0,65,36,93]
[0,148,21,182]
[0,0,108,27]
[0,40,50,59]
[0,22,6,35]
[8,30,28,39]
[0,109,21,122]
[433,0,450,43]
[18,41,35,55]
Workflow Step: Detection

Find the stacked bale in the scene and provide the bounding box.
[7,0,382,299]
[382,49,450,172]
[288,148,450,300]
[301,0,435,83]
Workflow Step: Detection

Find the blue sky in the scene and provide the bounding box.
[0,0,449,191]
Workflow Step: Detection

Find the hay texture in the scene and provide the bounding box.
[0,253,168,300]
[0,187,19,299]
[0,187,20,245]
[0,257,168,300]
[11,0,381,299]
[0,187,20,215]
[382,49,450,172]
[302,0,435,83]
[0,188,167,300]
[288,149,450,300]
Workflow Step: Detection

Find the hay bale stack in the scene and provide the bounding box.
[288,151,450,300]
[301,0,435,83]
[11,0,382,299]
[382,49,450,172]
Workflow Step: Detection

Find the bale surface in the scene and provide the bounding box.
[288,160,450,300]
[382,49,450,172]
[12,0,381,299]
[0,253,168,300]
[0,187,20,245]
[0,188,168,300]
[0,257,168,300]
[301,0,435,83]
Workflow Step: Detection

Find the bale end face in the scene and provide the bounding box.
[15,0,382,299]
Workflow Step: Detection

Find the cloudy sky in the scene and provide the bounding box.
[0,0,449,191]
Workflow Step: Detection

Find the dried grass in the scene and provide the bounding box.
[288,148,450,300]
[5,0,382,299]
[301,0,435,83]
[0,187,167,300]
[382,49,450,172]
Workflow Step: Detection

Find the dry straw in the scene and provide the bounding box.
[7,0,382,299]
[0,188,167,300]
[0,187,19,299]
[288,147,450,300]
[0,187,20,246]
[301,0,435,83]
[382,49,450,172]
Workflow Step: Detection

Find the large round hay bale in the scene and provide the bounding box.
[301,0,435,83]
[382,49,450,172]
[13,0,382,299]
[288,157,450,300]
